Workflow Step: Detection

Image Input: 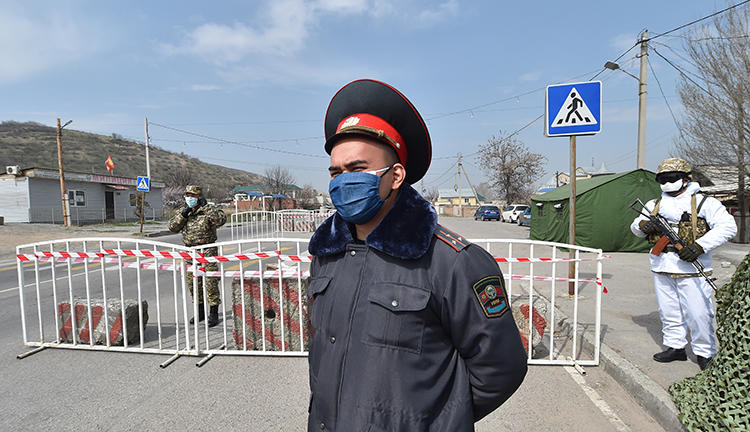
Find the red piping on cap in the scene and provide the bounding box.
[336,113,408,165]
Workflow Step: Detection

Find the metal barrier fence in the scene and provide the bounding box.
[29,207,163,224]
[229,211,277,240]
[230,210,334,240]
[471,238,604,368]
[16,237,604,369]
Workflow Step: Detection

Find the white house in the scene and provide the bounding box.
[0,166,164,224]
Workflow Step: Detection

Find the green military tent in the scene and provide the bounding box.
[530,169,661,252]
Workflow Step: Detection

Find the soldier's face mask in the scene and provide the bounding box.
[185,196,199,208]
[660,179,686,193]
[329,165,393,224]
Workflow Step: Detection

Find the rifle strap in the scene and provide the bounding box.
[691,195,698,240]
[651,198,662,216]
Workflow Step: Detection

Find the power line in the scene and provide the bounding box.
[149,121,328,159]
[664,34,750,42]
[590,41,642,79]
[650,47,720,102]
[425,68,601,122]
[422,160,458,187]
[648,56,689,146]
[649,0,750,40]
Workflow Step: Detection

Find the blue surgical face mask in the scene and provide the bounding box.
[329,165,393,224]
[185,196,199,208]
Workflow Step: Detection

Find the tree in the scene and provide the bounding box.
[478,131,546,204]
[263,166,296,210]
[673,6,749,242]
[297,183,318,209]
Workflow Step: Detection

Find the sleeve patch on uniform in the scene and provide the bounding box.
[473,276,509,318]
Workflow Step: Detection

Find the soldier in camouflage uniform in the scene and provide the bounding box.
[168,185,227,327]
[630,158,736,370]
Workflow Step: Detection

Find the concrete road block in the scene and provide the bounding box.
[231,276,310,352]
[57,298,149,345]
[512,301,547,356]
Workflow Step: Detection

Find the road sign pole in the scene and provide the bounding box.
[568,135,576,296]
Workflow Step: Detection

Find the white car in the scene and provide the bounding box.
[501,204,529,223]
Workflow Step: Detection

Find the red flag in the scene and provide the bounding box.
[105,155,115,172]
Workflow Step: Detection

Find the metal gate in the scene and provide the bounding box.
[16,237,604,368]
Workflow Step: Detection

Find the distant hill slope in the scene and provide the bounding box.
[0,121,263,201]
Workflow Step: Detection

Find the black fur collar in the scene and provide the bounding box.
[309,184,438,260]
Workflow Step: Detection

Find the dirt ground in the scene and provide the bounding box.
[0,221,169,261]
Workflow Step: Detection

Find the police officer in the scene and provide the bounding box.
[630,158,736,370]
[306,79,527,431]
[168,185,227,327]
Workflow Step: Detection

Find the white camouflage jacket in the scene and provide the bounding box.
[630,182,737,274]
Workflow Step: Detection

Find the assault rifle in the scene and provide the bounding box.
[629,198,718,291]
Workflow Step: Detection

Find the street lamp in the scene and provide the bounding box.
[604,61,638,81]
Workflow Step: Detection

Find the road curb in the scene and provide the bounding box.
[579,329,687,432]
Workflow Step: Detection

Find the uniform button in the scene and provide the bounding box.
[329,336,336,344]
[320,423,326,430]
[350,250,356,256]
[391,299,399,308]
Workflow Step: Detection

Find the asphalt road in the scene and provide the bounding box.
[0,219,664,431]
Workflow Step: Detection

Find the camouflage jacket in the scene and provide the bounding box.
[168,204,227,246]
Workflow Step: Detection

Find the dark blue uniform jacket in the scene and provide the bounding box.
[306,185,527,431]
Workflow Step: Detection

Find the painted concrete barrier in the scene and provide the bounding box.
[57,299,149,345]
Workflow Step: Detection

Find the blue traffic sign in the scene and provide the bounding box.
[545,81,601,137]
[136,176,150,192]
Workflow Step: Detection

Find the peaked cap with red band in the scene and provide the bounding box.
[324,79,432,184]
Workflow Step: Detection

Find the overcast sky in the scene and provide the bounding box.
[0,1,736,192]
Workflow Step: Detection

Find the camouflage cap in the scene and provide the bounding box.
[185,185,202,195]
[657,157,691,174]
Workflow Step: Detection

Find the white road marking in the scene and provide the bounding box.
[564,366,631,432]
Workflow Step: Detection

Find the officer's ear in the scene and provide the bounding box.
[390,163,406,190]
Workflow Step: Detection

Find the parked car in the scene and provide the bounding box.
[518,207,531,227]
[473,205,501,221]
[501,204,529,223]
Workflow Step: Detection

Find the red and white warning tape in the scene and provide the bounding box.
[19,249,311,263]
[495,256,610,264]
[35,256,310,279]
[26,251,605,291]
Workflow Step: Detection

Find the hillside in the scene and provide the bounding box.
[0,121,264,202]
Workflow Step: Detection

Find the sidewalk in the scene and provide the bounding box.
[551,241,747,431]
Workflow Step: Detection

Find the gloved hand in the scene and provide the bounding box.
[639,219,660,235]
[677,243,704,262]
[198,197,207,207]
[181,207,192,218]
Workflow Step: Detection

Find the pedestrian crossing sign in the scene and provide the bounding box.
[136,176,150,192]
[545,81,601,137]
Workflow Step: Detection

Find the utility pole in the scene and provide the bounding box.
[139,117,152,233]
[460,163,480,204]
[636,30,648,169]
[457,154,463,217]
[56,118,73,227]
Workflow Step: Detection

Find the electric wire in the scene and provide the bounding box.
[648,56,689,146]
[648,0,750,41]
[650,48,721,102]
[149,121,328,158]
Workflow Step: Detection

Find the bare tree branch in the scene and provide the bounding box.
[478,131,546,204]
[674,5,749,242]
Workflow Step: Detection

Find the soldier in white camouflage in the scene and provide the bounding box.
[168,185,227,327]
